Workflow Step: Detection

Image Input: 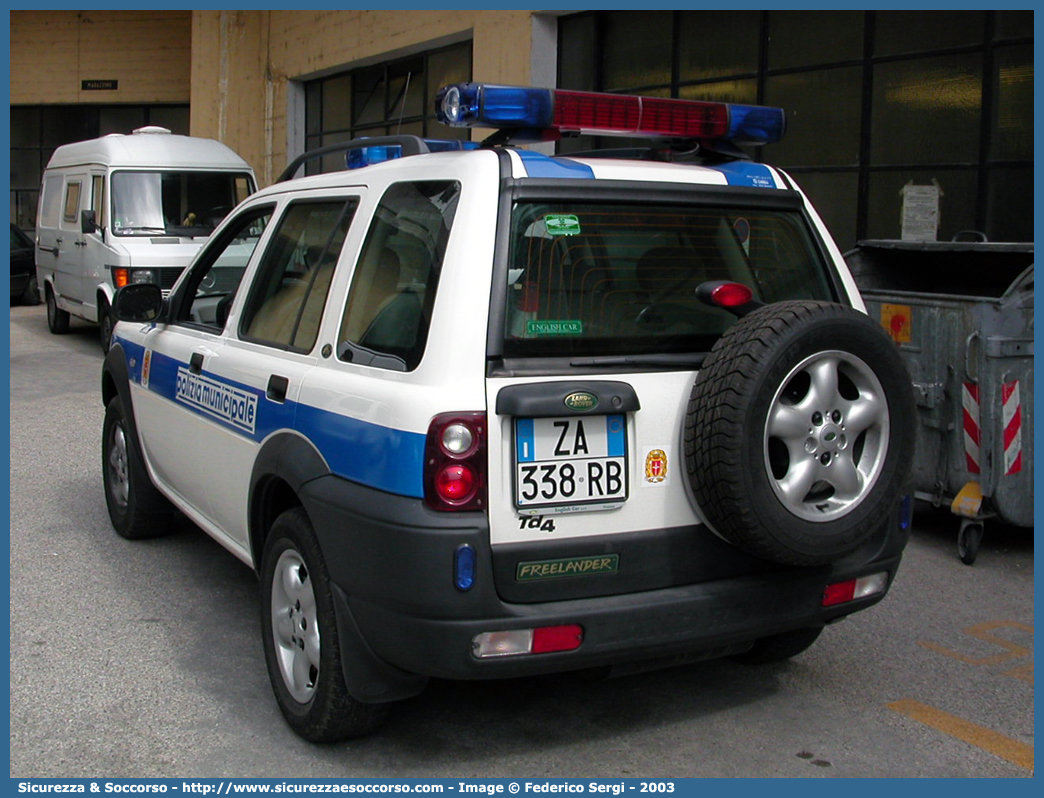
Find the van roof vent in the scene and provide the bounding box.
[132,126,172,135]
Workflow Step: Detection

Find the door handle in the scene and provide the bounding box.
[189,352,205,374]
[267,375,289,403]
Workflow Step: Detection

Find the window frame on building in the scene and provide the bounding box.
[557,10,1033,246]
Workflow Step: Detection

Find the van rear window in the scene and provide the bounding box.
[503,201,834,359]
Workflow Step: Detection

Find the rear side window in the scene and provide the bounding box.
[39,175,64,228]
[337,180,461,372]
[240,199,357,352]
[503,201,834,359]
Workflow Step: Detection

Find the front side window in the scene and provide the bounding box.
[503,201,833,359]
[338,180,461,371]
[172,206,274,331]
[110,171,254,236]
[240,199,358,352]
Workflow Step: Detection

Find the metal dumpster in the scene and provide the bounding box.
[845,239,1033,564]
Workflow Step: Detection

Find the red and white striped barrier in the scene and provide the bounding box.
[1002,380,1023,476]
[962,382,981,474]
[962,380,1023,476]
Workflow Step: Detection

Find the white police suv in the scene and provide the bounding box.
[102,83,916,742]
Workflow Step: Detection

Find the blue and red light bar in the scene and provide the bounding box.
[436,83,786,145]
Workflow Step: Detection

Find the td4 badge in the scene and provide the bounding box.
[518,515,557,533]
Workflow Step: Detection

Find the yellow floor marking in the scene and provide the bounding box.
[888,699,1033,772]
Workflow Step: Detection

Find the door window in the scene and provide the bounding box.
[170,205,274,331]
[240,199,358,352]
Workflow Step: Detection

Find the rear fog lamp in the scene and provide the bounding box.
[822,572,889,607]
[472,624,584,658]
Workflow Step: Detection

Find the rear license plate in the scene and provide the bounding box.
[514,415,627,513]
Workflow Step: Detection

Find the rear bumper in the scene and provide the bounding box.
[341,560,898,681]
[301,475,906,698]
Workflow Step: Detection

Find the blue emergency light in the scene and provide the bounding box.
[436,83,786,145]
[346,137,479,170]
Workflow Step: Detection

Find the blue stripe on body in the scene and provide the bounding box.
[122,343,426,498]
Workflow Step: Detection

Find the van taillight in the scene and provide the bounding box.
[424,412,487,512]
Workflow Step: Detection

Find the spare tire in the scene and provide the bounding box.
[684,300,916,566]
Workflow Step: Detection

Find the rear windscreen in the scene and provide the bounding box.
[503,201,835,358]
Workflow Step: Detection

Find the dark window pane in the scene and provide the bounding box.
[871,54,982,165]
[679,11,760,81]
[866,169,977,241]
[875,11,984,57]
[319,131,353,174]
[764,66,862,167]
[353,67,385,127]
[100,106,145,136]
[323,73,353,132]
[602,11,673,90]
[306,81,321,135]
[768,11,863,70]
[559,13,596,91]
[10,151,41,190]
[426,43,472,117]
[388,57,424,121]
[985,167,1033,242]
[679,78,757,104]
[788,171,859,250]
[42,107,92,147]
[994,11,1033,40]
[10,107,40,148]
[990,44,1033,162]
[148,106,190,135]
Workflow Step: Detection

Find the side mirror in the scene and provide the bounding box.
[81,209,100,235]
[113,283,164,323]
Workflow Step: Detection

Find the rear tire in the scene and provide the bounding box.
[46,287,70,334]
[21,275,41,306]
[260,507,390,742]
[102,397,175,539]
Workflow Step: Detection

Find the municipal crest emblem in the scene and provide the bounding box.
[645,448,668,483]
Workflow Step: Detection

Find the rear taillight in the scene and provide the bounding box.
[822,572,889,607]
[424,412,487,511]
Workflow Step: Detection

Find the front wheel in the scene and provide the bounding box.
[99,298,114,353]
[260,508,389,742]
[102,397,175,539]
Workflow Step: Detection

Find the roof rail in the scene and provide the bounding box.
[277,135,432,183]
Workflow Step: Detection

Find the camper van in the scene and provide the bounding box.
[36,126,256,350]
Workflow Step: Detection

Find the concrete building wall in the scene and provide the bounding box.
[189,10,542,186]
[9,10,192,105]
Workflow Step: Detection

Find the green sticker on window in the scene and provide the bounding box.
[527,320,584,336]
[544,214,581,236]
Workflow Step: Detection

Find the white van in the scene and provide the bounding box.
[36,126,256,350]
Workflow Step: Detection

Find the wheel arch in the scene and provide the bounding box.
[248,432,330,573]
